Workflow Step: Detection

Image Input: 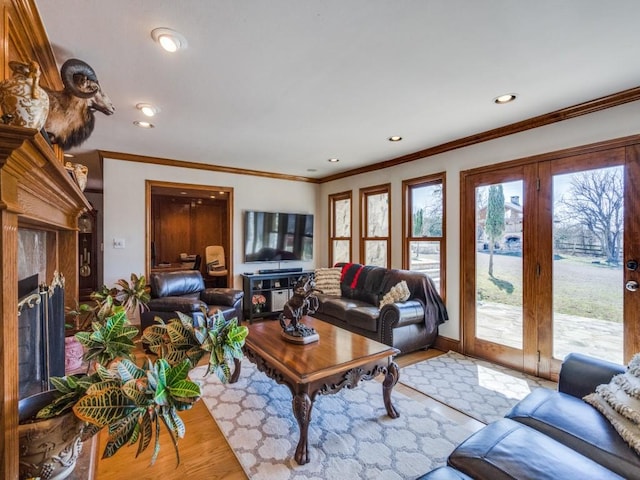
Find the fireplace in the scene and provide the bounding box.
[0,124,91,477]
[17,273,66,400]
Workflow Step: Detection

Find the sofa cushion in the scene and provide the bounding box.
[559,352,625,399]
[506,388,640,478]
[339,263,386,305]
[379,280,410,308]
[314,267,342,296]
[448,418,623,480]
[584,353,640,456]
[321,297,372,322]
[345,306,379,332]
[150,270,205,298]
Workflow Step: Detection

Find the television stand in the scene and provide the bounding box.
[257,267,303,274]
[242,270,312,323]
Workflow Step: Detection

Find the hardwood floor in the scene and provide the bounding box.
[95,347,480,479]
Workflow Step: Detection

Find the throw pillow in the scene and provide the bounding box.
[314,267,342,296]
[379,280,411,309]
[584,353,640,455]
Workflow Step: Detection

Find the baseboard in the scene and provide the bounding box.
[434,335,460,353]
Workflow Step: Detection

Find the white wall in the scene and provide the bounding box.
[103,101,640,340]
[319,100,640,341]
[102,159,318,289]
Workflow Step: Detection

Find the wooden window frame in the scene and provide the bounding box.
[328,190,352,266]
[402,172,446,299]
[359,183,391,268]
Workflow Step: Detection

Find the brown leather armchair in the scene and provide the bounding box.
[140,270,243,331]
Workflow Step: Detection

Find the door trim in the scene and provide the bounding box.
[145,180,234,285]
[461,134,640,376]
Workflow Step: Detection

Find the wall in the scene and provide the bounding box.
[319,100,640,342]
[103,101,640,341]
[102,158,318,289]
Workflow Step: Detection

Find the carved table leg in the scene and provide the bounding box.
[382,361,400,418]
[230,357,242,383]
[292,392,313,464]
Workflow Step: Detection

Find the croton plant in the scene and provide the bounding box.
[34,275,248,466]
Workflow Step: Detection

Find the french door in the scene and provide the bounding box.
[462,140,640,378]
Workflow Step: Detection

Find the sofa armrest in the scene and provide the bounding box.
[201,288,244,307]
[381,300,425,326]
[558,352,625,399]
[379,300,425,340]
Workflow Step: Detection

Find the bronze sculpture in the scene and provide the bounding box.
[279,275,321,343]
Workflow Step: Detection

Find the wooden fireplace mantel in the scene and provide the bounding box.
[0,124,90,227]
[0,124,91,478]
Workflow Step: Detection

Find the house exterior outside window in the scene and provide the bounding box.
[403,173,446,297]
[360,184,391,268]
[328,191,352,266]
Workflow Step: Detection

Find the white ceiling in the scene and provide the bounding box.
[35,1,640,183]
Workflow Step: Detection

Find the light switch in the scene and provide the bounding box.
[113,238,125,249]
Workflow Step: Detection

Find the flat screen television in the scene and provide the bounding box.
[244,210,313,262]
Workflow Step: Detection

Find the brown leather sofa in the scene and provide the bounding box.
[313,263,448,354]
[140,270,243,331]
[418,353,637,480]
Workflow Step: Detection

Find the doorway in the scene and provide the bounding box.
[145,180,233,287]
[461,139,640,379]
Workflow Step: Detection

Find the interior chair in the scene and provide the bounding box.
[140,270,243,332]
[205,245,228,286]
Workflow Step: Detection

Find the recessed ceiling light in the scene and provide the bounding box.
[133,120,154,128]
[63,153,74,158]
[136,103,160,117]
[494,93,517,104]
[180,191,187,195]
[151,28,188,53]
[388,136,403,142]
[328,158,340,163]
[218,191,224,195]
[210,195,215,199]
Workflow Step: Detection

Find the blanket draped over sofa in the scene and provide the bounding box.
[312,263,448,354]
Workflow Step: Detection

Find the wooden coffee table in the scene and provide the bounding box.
[230,316,400,465]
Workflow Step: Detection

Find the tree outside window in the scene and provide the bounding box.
[403,173,446,296]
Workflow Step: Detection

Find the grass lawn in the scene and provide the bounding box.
[476,251,623,322]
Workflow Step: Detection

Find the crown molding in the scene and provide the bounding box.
[318,85,640,183]
[98,150,321,184]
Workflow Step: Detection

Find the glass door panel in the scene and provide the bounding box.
[552,167,624,364]
[463,143,639,376]
[475,181,524,350]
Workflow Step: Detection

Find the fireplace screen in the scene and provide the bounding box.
[17,273,66,399]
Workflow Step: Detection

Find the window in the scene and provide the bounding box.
[328,191,352,266]
[403,173,445,297]
[360,184,390,267]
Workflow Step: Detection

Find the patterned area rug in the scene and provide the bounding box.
[193,360,475,480]
[399,351,557,424]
